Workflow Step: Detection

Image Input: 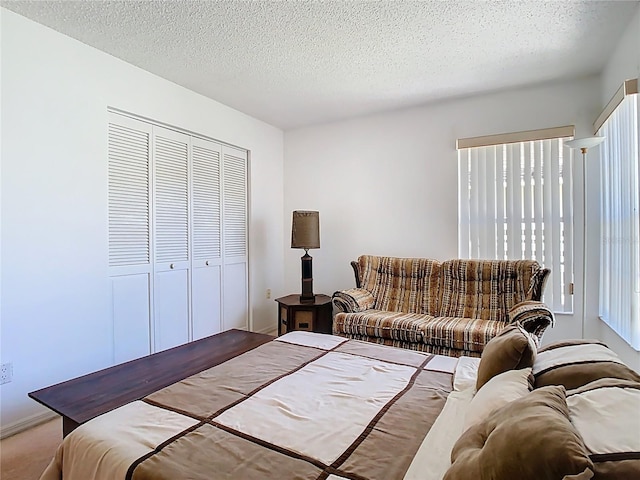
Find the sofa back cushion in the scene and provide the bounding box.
[438,259,541,322]
[357,255,441,315]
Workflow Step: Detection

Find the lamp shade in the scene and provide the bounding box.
[564,136,605,150]
[291,211,320,249]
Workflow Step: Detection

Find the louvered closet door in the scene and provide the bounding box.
[222,145,249,331]
[191,137,223,340]
[153,126,191,352]
[108,113,152,363]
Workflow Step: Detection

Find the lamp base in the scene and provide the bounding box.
[300,252,315,303]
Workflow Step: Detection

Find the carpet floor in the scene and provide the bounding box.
[0,418,61,480]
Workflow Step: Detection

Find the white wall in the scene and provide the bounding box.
[0,9,284,433]
[285,15,640,371]
[588,3,640,368]
[600,4,640,106]
[284,76,630,356]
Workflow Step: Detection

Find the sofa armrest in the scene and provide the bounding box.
[527,267,551,301]
[508,300,555,343]
[332,288,375,313]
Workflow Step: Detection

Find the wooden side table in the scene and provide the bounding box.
[275,294,333,336]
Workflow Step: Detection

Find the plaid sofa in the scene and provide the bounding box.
[332,256,553,357]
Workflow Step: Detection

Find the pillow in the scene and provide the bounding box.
[566,378,640,479]
[453,356,481,392]
[538,339,608,352]
[533,340,640,390]
[464,367,533,431]
[444,386,594,480]
[475,324,537,390]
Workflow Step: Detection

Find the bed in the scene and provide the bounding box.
[41,327,640,479]
[38,331,480,480]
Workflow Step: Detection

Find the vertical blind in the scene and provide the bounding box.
[598,93,640,350]
[458,136,573,313]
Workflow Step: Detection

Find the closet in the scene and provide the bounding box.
[107,111,248,363]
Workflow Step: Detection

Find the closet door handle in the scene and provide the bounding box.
[170,263,174,269]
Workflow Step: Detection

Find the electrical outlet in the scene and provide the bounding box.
[1,363,13,385]
[266,289,271,299]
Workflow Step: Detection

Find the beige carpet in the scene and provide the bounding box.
[0,418,61,480]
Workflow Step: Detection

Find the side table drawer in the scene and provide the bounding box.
[293,310,313,331]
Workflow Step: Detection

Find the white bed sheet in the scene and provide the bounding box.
[403,355,479,480]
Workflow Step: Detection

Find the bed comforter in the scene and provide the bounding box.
[40,331,477,480]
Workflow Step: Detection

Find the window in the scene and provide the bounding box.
[457,126,575,313]
[598,84,639,351]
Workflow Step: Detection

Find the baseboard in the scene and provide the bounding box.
[254,325,278,336]
[0,410,59,440]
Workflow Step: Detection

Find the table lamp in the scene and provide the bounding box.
[291,210,320,303]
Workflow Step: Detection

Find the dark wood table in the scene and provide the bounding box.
[276,294,333,335]
[29,329,273,437]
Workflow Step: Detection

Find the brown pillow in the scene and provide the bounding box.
[476,324,537,390]
[444,386,594,480]
[533,340,640,390]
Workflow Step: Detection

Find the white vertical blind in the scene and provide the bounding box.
[523,142,533,260]
[108,123,150,266]
[458,137,574,312]
[599,93,640,350]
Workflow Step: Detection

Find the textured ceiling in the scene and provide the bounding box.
[2,0,638,130]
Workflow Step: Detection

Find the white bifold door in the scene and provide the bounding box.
[191,137,223,341]
[108,112,248,363]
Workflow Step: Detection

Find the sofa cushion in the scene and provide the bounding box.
[333,310,434,343]
[566,378,640,479]
[533,340,640,390]
[357,255,441,315]
[421,316,507,354]
[328,333,480,357]
[475,324,537,390]
[444,386,594,480]
[438,259,540,322]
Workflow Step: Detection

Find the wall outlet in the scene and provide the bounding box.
[266,289,271,299]
[1,363,13,384]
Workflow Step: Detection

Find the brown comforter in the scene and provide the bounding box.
[41,332,455,480]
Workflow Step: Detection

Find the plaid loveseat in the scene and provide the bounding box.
[332,256,553,357]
